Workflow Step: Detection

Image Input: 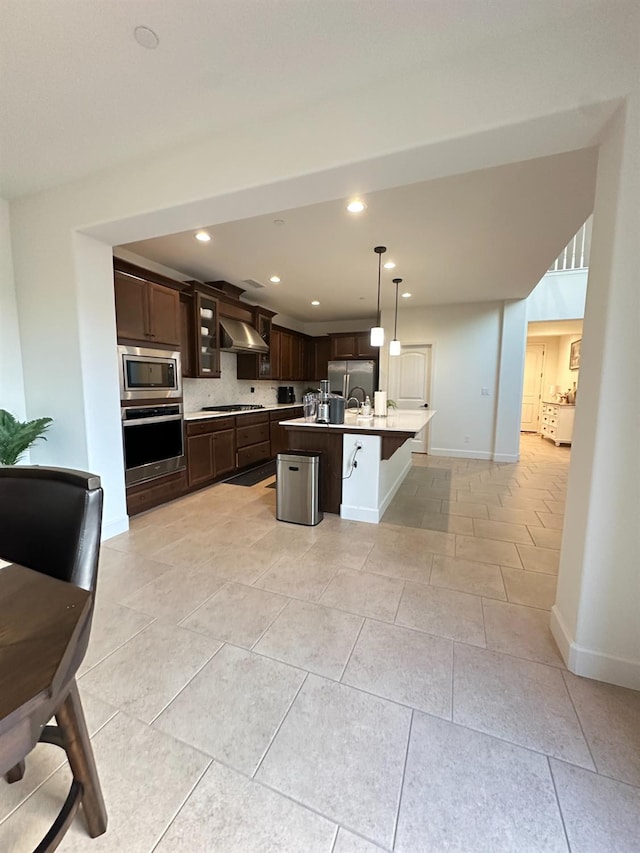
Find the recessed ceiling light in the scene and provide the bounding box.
[384,261,396,269]
[311,300,320,306]
[401,292,412,298]
[269,276,281,283]
[346,200,366,213]
[133,26,159,49]
[194,231,211,242]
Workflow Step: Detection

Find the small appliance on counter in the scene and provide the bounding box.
[277,386,296,404]
[317,380,331,423]
[329,396,345,424]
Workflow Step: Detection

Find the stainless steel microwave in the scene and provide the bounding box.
[118,345,182,400]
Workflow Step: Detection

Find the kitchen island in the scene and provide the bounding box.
[282,409,436,523]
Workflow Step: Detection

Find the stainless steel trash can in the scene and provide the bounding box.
[276,451,323,526]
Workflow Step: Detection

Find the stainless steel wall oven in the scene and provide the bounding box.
[121,404,185,486]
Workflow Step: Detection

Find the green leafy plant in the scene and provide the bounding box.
[387,399,398,409]
[0,409,53,465]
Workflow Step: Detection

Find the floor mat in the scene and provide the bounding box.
[224,460,276,487]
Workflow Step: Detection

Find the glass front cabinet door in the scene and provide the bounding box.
[195,292,220,378]
[256,311,272,378]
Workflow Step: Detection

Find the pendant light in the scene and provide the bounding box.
[370,246,386,347]
[389,278,402,356]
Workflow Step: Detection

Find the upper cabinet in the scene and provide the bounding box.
[180,287,221,378]
[194,291,220,377]
[328,331,377,360]
[114,268,181,348]
[307,336,331,382]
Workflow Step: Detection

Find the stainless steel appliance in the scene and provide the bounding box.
[118,345,182,401]
[276,451,323,526]
[317,380,331,423]
[328,360,376,402]
[121,403,185,486]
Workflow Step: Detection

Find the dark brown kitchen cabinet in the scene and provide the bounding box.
[278,331,293,379]
[272,327,306,381]
[186,417,236,487]
[194,292,220,377]
[126,469,187,516]
[307,336,331,382]
[270,407,303,457]
[235,410,271,468]
[114,271,181,348]
[329,331,377,360]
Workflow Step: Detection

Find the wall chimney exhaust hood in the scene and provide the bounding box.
[219,317,268,354]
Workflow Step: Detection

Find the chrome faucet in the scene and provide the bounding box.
[346,396,360,411]
[349,386,366,403]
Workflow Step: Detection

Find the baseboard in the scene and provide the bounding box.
[102,515,129,541]
[551,605,640,690]
[429,447,492,460]
[340,504,380,524]
[493,452,520,463]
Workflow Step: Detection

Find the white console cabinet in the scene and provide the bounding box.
[540,401,575,446]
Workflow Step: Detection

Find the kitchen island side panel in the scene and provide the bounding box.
[283,427,343,514]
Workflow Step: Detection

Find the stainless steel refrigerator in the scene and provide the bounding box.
[327,360,376,402]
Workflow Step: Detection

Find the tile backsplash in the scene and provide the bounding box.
[183,352,313,412]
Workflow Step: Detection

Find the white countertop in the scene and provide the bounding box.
[184,403,301,421]
[280,408,436,433]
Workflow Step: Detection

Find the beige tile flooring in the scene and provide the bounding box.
[2,434,640,851]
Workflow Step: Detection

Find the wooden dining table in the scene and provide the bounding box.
[0,561,107,846]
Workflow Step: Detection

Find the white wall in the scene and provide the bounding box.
[527,269,588,322]
[380,302,526,461]
[555,335,581,394]
[552,92,640,689]
[0,199,26,419]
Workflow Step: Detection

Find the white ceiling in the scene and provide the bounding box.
[528,320,583,338]
[0,0,607,199]
[121,148,597,322]
[1,1,605,324]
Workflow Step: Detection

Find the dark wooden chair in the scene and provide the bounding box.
[0,465,107,851]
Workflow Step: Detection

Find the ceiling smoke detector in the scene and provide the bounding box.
[133,26,159,50]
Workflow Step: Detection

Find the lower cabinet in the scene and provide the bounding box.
[540,402,575,446]
[126,469,188,516]
[236,411,271,468]
[186,417,236,488]
[270,407,303,456]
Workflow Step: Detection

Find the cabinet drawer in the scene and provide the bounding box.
[237,412,269,427]
[187,417,235,436]
[126,469,187,515]
[270,407,303,421]
[237,441,271,468]
[236,422,270,448]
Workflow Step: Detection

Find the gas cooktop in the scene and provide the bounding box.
[202,404,265,412]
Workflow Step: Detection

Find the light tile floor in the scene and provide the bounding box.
[2,435,639,852]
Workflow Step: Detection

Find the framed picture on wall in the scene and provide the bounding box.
[569,339,581,370]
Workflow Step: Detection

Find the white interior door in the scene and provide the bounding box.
[521,343,545,432]
[388,344,432,453]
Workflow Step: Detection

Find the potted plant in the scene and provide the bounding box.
[0,409,53,465]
